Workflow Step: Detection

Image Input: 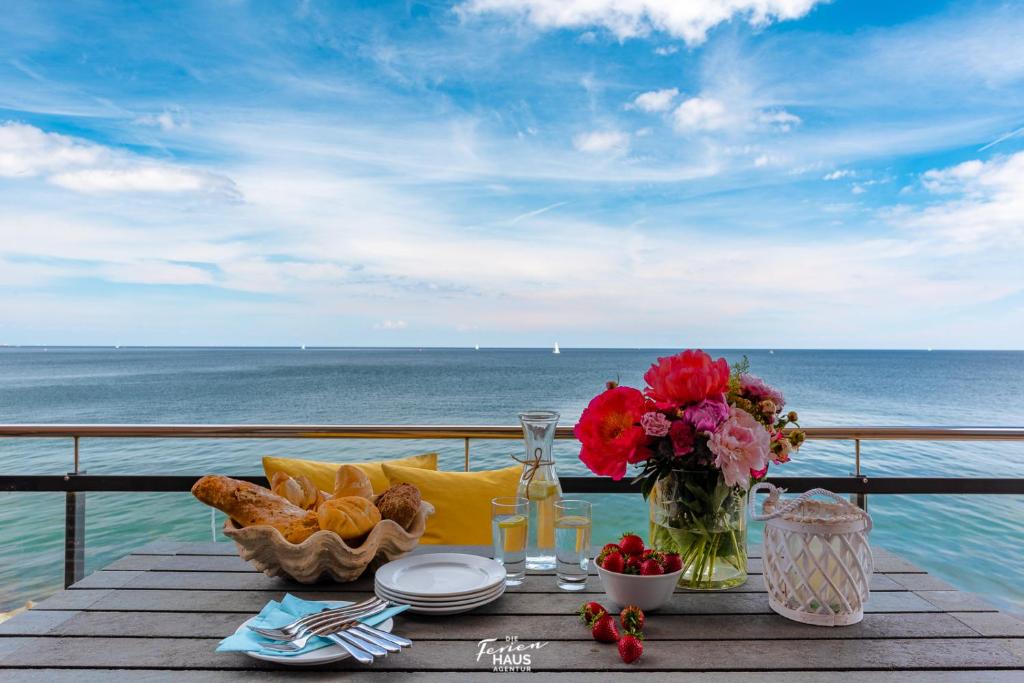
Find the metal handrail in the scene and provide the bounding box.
[2,424,1023,439]
[2,423,1024,587]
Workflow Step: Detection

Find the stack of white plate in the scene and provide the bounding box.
[374,553,506,615]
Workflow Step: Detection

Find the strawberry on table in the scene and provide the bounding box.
[639,559,664,576]
[600,550,625,573]
[619,605,645,633]
[590,613,620,643]
[618,532,645,556]
[618,633,644,663]
[661,552,683,573]
[578,601,607,625]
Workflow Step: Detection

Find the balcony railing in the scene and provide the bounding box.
[2,424,1023,587]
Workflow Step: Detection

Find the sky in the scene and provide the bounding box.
[0,0,1022,349]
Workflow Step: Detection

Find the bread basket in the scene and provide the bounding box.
[223,498,434,583]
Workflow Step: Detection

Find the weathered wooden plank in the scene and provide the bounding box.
[886,573,958,591]
[917,590,998,612]
[90,568,900,594]
[951,612,1024,637]
[54,587,939,615]
[1,637,1021,671]
[72,570,144,590]
[0,671,1021,683]
[32,589,113,611]
[22,609,980,641]
[0,610,77,636]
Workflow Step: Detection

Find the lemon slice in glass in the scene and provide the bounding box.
[527,480,559,501]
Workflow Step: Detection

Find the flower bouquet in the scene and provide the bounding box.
[574,350,804,589]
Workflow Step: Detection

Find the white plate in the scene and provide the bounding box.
[383,586,505,615]
[375,580,505,606]
[375,553,505,598]
[240,616,395,666]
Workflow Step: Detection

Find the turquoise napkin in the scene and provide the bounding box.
[218,594,408,657]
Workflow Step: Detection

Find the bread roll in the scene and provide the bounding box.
[334,465,374,500]
[191,475,320,544]
[317,496,381,540]
[375,482,421,529]
[270,471,329,510]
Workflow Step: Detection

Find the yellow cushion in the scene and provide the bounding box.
[262,452,438,495]
[381,463,521,545]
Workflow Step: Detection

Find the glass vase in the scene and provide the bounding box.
[516,410,562,570]
[648,470,748,590]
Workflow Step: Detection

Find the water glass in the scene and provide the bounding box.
[492,496,529,585]
[554,499,592,591]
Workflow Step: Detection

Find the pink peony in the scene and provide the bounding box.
[668,420,695,457]
[640,411,671,437]
[683,398,730,433]
[575,386,651,480]
[643,349,731,409]
[740,374,785,410]
[708,407,770,488]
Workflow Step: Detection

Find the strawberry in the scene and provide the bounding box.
[624,554,643,575]
[619,605,645,633]
[640,558,664,575]
[578,601,606,625]
[618,532,645,556]
[661,552,683,573]
[600,542,621,556]
[600,550,625,573]
[590,613,620,643]
[618,633,644,663]
[641,549,665,565]
[596,545,619,567]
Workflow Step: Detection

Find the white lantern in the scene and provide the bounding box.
[750,483,873,626]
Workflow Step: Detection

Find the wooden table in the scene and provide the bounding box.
[1,541,1022,680]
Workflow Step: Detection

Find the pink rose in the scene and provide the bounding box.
[640,411,671,437]
[740,374,785,410]
[668,420,695,457]
[708,407,770,488]
[683,398,730,433]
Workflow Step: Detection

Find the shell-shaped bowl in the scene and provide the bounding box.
[223,499,434,583]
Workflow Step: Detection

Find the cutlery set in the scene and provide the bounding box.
[247,597,412,665]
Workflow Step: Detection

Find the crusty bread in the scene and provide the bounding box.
[191,475,320,544]
[270,471,330,510]
[317,496,382,540]
[375,482,421,529]
[333,465,374,500]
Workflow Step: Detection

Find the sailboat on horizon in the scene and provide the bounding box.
[553,342,560,354]
[474,344,480,350]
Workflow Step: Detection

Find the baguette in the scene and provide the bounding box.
[191,475,320,543]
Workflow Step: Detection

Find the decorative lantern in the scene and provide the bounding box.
[750,483,873,626]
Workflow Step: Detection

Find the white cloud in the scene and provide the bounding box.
[572,129,630,154]
[894,152,1024,245]
[374,319,408,330]
[757,109,802,132]
[135,108,189,131]
[458,0,824,45]
[0,122,106,176]
[823,169,855,180]
[628,88,679,113]
[672,97,730,132]
[0,121,239,197]
[654,45,679,56]
[51,166,239,196]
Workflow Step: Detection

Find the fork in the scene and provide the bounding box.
[265,618,411,654]
[248,597,385,641]
[262,601,391,652]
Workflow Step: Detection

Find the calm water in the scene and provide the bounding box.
[1,347,1022,613]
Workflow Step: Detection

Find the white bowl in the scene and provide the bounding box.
[597,564,683,611]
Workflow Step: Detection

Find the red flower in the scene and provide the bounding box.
[575,386,650,480]
[668,420,695,457]
[643,349,730,409]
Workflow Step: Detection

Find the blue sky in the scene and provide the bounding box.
[0,0,1022,348]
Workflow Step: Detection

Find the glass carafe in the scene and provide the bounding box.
[516,410,562,570]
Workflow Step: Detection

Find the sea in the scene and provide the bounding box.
[1,347,1022,614]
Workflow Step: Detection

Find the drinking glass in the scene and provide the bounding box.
[554,499,592,591]
[492,496,529,585]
